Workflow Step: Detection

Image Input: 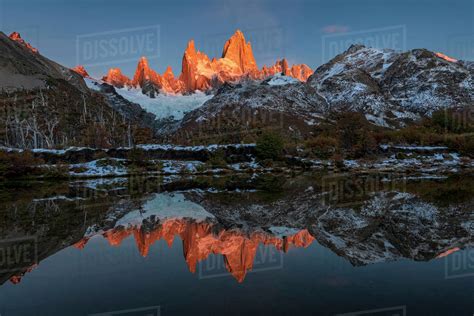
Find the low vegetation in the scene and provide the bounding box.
[1,107,473,180]
[0,150,68,179]
[0,80,154,149]
[255,132,284,161]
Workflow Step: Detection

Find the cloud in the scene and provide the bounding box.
[322,25,350,34]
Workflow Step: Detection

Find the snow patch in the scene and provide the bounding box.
[266,74,299,86]
[115,193,215,228]
[84,78,102,92]
[69,159,127,177]
[115,88,213,120]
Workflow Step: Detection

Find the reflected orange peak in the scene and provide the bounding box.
[435,52,457,63]
[77,218,315,283]
[436,247,461,258]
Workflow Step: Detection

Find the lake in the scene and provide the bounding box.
[0,172,473,316]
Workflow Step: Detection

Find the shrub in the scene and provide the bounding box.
[331,153,345,169]
[42,165,69,179]
[255,132,284,160]
[127,147,147,167]
[0,151,42,178]
[207,149,227,168]
[335,112,377,158]
[431,108,474,134]
[195,163,208,173]
[305,136,338,159]
[96,158,123,168]
[447,135,474,158]
[255,174,285,193]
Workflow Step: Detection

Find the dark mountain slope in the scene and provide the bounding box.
[0,32,156,148]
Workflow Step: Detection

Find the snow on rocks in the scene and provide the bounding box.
[115,87,213,120]
[69,159,128,177]
[114,192,215,228]
[161,160,204,174]
[264,73,299,86]
[135,143,255,152]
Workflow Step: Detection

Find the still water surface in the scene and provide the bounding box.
[0,173,473,315]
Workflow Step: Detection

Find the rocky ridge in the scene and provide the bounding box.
[170,44,474,139]
[79,30,313,95]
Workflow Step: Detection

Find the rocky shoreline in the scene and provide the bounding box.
[1,143,473,180]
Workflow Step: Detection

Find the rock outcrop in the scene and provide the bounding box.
[9,32,38,54]
[100,30,313,95]
[102,68,131,88]
[0,31,86,92]
[71,65,90,78]
[0,31,157,148]
[179,40,215,92]
[221,29,258,74]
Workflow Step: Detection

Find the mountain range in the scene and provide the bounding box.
[0,29,472,148]
[86,30,313,96]
[173,43,473,142]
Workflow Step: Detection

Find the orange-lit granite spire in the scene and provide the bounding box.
[179,40,213,92]
[221,29,258,73]
[102,68,131,88]
[71,65,90,78]
[102,30,313,93]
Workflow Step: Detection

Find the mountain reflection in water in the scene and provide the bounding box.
[74,216,314,283]
[0,173,473,315]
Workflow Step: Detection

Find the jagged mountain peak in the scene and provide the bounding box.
[163,65,175,78]
[184,39,197,56]
[8,31,38,54]
[0,31,86,92]
[71,65,90,78]
[346,43,369,54]
[102,67,131,88]
[132,56,159,86]
[95,29,312,95]
[222,29,258,73]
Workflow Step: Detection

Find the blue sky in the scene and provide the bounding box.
[1,0,473,78]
